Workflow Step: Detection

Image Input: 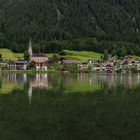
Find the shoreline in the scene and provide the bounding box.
[0,70,56,74]
[0,70,140,75]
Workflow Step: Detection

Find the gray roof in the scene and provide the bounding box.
[32,53,47,57]
[16,61,28,64]
[62,60,77,64]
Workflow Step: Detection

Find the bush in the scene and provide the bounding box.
[65,64,79,73]
[59,50,66,56]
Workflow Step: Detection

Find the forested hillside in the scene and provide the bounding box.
[0,0,140,55]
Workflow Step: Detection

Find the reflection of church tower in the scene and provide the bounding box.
[28,38,33,58]
[28,86,32,107]
[23,74,27,83]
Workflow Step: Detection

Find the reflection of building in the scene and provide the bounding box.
[0,74,26,93]
[28,86,32,106]
[106,74,114,88]
[28,74,49,104]
[30,74,48,88]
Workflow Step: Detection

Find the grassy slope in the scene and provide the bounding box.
[64,50,102,60]
[1,48,140,61]
[48,50,102,61]
[0,48,102,61]
[0,48,23,60]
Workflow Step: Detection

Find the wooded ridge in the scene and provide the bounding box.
[0,0,140,55]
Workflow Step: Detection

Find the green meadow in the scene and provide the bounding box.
[1,48,140,62]
[0,49,102,61]
[64,50,102,60]
[48,50,102,61]
[0,48,23,60]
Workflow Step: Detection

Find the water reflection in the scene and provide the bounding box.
[0,74,25,93]
[1,73,140,140]
[0,73,140,95]
[28,74,49,105]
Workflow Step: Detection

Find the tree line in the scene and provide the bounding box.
[0,0,139,55]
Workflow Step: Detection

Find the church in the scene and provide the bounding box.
[28,39,48,71]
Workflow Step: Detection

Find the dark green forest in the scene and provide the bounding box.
[0,0,140,55]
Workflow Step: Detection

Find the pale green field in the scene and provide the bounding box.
[0,48,102,61]
[0,48,23,60]
[47,50,102,61]
[1,48,140,61]
[64,50,102,60]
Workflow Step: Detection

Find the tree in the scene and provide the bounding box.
[116,48,127,58]
[52,54,59,62]
[101,54,104,59]
[59,50,66,56]
[0,54,2,61]
[0,33,10,49]
[111,50,116,57]
[103,49,108,60]
[0,0,140,55]
[27,61,36,70]
[24,51,30,61]
[127,48,134,55]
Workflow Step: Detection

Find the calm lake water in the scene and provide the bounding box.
[0,73,140,140]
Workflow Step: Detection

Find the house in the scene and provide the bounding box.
[0,61,7,65]
[16,61,27,70]
[108,54,112,59]
[105,60,115,73]
[120,55,135,69]
[124,55,133,66]
[30,53,48,63]
[137,63,140,71]
[89,59,102,71]
[105,64,114,73]
[62,60,78,65]
[124,55,133,60]
[78,61,89,72]
[36,62,48,71]
[6,61,16,70]
[108,54,116,61]
[133,60,140,71]
[6,61,27,70]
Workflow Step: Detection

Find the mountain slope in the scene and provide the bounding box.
[0,0,140,54]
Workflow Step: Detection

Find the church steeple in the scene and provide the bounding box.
[28,38,32,57]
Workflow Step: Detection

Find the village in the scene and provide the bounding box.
[0,39,140,73]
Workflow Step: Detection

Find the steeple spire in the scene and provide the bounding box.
[28,38,32,57]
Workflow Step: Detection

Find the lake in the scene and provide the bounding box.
[0,73,140,140]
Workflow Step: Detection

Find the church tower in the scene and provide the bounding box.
[28,38,33,57]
